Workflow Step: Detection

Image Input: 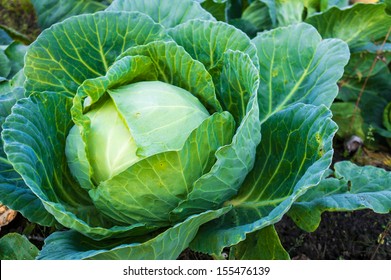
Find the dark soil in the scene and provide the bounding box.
[276,210,391,260]
[0,0,41,42]
[0,214,54,250]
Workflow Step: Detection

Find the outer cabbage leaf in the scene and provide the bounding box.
[305,3,391,50]
[0,49,10,79]
[288,161,391,232]
[338,69,391,138]
[3,42,28,79]
[274,0,304,27]
[107,0,215,28]
[0,49,11,79]
[253,23,349,122]
[170,58,260,221]
[0,29,28,81]
[232,0,273,37]
[168,20,259,71]
[0,86,56,226]
[38,208,230,260]
[198,0,227,22]
[0,29,12,45]
[255,0,348,29]
[230,226,290,260]
[24,12,170,97]
[190,104,338,255]
[344,44,391,79]
[0,233,39,260]
[188,23,349,256]
[330,102,365,139]
[167,20,261,221]
[31,0,109,29]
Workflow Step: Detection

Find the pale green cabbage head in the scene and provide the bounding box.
[66,81,209,184]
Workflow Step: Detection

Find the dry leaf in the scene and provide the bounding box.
[0,204,17,227]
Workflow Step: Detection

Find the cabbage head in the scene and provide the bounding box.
[0,0,350,259]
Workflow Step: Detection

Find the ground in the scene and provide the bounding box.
[276,210,391,260]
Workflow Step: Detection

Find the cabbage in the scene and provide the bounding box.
[5,0,388,260]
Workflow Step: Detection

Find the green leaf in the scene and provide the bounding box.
[224,0,246,20]
[0,29,12,45]
[118,41,222,113]
[107,0,215,28]
[0,40,28,80]
[305,3,391,49]
[331,102,365,139]
[253,23,349,122]
[4,42,28,79]
[384,102,391,131]
[38,208,230,260]
[386,0,391,13]
[327,0,349,8]
[275,0,304,26]
[230,226,290,260]
[0,233,39,260]
[168,19,259,72]
[190,104,337,255]
[200,0,227,22]
[89,112,235,225]
[233,0,273,37]
[0,87,56,226]
[0,49,11,79]
[213,50,259,124]
[344,46,391,79]
[169,52,261,222]
[0,24,32,45]
[288,161,391,232]
[338,69,391,138]
[31,0,108,29]
[2,93,148,240]
[108,82,210,159]
[260,0,332,27]
[260,0,277,26]
[24,12,170,97]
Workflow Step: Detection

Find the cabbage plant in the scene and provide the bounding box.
[4,0,388,260]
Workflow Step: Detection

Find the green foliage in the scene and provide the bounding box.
[339,68,391,141]
[331,102,365,139]
[0,233,39,260]
[0,29,28,81]
[230,226,290,260]
[0,0,390,260]
[305,3,391,50]
[30,0,110,29]
[289,161,391,232]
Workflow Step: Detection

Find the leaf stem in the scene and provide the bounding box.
[226,195,290,208]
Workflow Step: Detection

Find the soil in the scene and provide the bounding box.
[276,210,391,260]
